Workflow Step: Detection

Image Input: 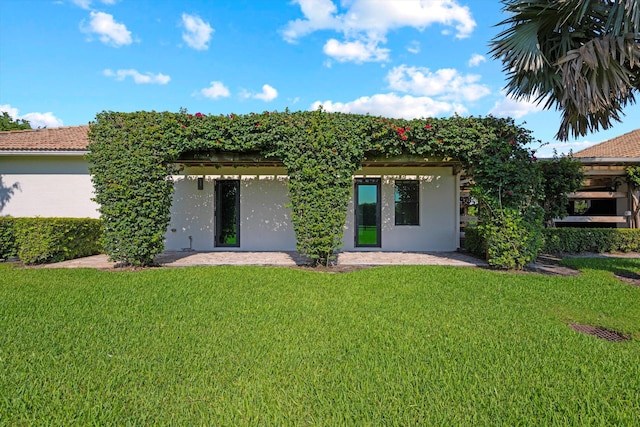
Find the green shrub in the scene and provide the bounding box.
[479,208,543,269]
[13,218,103,264]
[463,226,485,258]
[0,217,17,259]
[543,228,640,254]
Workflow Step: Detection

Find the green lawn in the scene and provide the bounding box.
[357,225,378,245]
[1,260,639,425]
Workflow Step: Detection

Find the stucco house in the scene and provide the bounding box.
[0,126,98,218]
[1,126,462,252]
[560,128,640,228]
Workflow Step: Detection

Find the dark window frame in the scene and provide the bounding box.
[354,178,381,248]
[215,179,240,247]
[394,180,420,226]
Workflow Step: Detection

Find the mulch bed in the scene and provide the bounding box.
[614,270,640,287]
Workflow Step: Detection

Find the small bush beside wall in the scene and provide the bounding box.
[463,207,543,270]
[0,218,103,264]
[542,228,640,254]
[0,217,17,259]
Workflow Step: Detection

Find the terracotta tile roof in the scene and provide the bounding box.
[0,125,89,152]
[573,128,640,158]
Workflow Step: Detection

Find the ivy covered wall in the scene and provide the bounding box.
[87,109,542,267]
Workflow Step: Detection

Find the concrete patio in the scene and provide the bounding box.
[42,250,488,269]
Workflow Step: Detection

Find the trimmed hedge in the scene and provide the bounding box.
[542,228,640,254]
[0,217,103,264]
[466,226,640,259]
[463,227,485,259]
[0,217,17,259]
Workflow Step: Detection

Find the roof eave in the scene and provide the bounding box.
[0,150,89,156]
[574,157,640,164]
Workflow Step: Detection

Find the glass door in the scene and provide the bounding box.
[355,178,381,247]
[215,180,240,247]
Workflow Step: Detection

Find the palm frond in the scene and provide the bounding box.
[490,0,640,140]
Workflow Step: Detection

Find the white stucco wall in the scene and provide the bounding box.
[0,154,99,218]
[165,167,297,251]
[342,167,459,252]
[166,165,459,252]
[2,157,459,252]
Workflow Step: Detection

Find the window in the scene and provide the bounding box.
[215,180,240,247]
[395,181,419,226]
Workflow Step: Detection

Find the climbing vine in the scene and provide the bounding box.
[87,109,541,267]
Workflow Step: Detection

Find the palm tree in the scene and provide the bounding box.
[490,0,640,141]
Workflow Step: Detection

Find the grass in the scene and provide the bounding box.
[1,260,639,425]
[357,225,378,245]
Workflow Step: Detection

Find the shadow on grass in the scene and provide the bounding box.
[560,256,640,286]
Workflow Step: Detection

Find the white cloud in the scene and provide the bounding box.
[489,94,545,119]
[323,38,389,63]
[254,84,278,102]
[282,0,338,42]
[181,13,213,50]
[285,0,475,41]
[241,84,278,102]
[0,104,64,128]
[81,11,132,47]
[406,40,420,54]
[283,0,475,62]
[468,53,486,67]
[199,81,230,99]
[0,104,20,119]
[311,93,463,119]
[70,0,117,8]
[21,112,65,129]
[71,0,92,8]
[386,65,490,102]
[103,69,170,84]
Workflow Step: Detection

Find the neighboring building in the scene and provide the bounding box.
[0,126,98,218]
[562,128,640,228]
[0,126,462,252]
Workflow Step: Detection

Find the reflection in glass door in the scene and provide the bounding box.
[215,180,240,247]
[355,178,381,247]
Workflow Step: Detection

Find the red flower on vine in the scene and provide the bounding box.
[424,124,432,129]
[195,112,205,117]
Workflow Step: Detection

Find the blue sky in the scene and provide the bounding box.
[1,0,638,157]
